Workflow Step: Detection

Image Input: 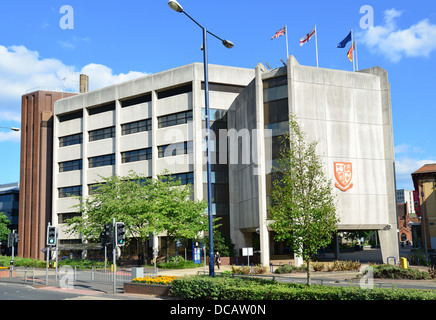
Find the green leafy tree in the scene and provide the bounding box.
[64,171,208,260]
[0,212,11,241]
[269,116,339,286]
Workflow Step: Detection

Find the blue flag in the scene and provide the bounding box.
[337,31,352,48]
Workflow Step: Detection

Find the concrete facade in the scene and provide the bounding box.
[228,56,399,265]
[52,63,254,252]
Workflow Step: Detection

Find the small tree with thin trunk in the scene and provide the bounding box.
[269,116,339,285]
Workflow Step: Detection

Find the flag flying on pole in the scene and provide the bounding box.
[337,31,352,48]
[347,41,355,62]
[271,26,286,40]
[299,26,316,46]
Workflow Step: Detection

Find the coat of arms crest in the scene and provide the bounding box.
[334,162,353,191]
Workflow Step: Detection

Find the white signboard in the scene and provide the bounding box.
[242,247,253,256]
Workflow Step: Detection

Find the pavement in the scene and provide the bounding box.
[5,247,436,300]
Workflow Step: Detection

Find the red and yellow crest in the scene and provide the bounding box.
[334,162,353,191]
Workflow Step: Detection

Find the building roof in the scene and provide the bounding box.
[412,163,436,175]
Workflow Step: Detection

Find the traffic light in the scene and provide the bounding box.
[115,222,125,246]
[47,226,57,246]
[101,223,112,246]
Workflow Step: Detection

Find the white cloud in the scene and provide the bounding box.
[394,156,436,189]
[358,8,436,62]
[0,44,149,144]
[394,143,424,154]
[0,130,20,143]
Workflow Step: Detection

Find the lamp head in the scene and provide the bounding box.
[168,0,184,13]
[222,40,234,49]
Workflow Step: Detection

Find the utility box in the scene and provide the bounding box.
[131,267,144,280]
[400,257,408,269]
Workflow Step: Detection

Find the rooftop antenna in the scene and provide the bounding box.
[280,58,287,67]
[265,62,272,70]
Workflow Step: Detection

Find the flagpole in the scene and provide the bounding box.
[355,34,359,71]
[285,25,289,58]
[351,29,355,72]
[315,24,319,67]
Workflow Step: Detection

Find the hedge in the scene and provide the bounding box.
[169,275,436,300]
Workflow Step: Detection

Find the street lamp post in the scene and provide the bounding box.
[0,127,20,132]
[168,0,233,277]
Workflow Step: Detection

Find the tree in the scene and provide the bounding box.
[0,212,11,241]
[64,171,208,261]
[269,116,339,286]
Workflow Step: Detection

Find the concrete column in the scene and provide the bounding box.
[254,63,270,267]
[378,227,399,264]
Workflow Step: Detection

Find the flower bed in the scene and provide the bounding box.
[132,275,177,285]
[124,276,177,296]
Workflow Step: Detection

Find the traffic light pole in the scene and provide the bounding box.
[46,223,50,285]
[113,218,116,294]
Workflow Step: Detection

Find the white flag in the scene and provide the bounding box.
[299,26,316,46]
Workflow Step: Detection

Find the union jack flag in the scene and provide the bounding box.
[271,26,286,40]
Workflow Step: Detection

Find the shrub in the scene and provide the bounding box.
[253,264,268,274]
[169,275,436,300]
[326,260,361,272]
[312,262,326,272]
[371,264,430,280]
[274,264,307,274]
[231,265,251,274]
[157,260,197,269]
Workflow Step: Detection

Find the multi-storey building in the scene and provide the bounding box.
[52,63,254,256]
[20,57,399,265]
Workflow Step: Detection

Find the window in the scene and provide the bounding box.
[59,133,83,147]
[162,172,194,185]
[158,111,192,128]
[59,159,82,172]
[158,141,193,158]
[121,93,151,108]
[264,99,289,124]
[89,126,115,142]
[88,154,115,168]
[58,212,81,223]
[88,102,115,116]
[201,82,245,94]
[157,83,192,99]
[88,183,106,195]
[58,111,83,122]
[121,119,152,135]
[59,186,82,198]
[121,148,152,163]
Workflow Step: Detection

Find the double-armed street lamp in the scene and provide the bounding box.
[168,0,234,277]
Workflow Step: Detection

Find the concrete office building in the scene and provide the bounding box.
[52,63,254,253]
[228,56,399,265]
[45,57,398,264]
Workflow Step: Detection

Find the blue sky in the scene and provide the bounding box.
[0,0,435,190]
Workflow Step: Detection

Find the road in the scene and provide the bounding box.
[0,282,165,300]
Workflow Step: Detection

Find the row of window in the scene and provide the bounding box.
[59,142,192,172]
[58,171,195,198]
[59,110,193,147]
[58,84,193,123]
